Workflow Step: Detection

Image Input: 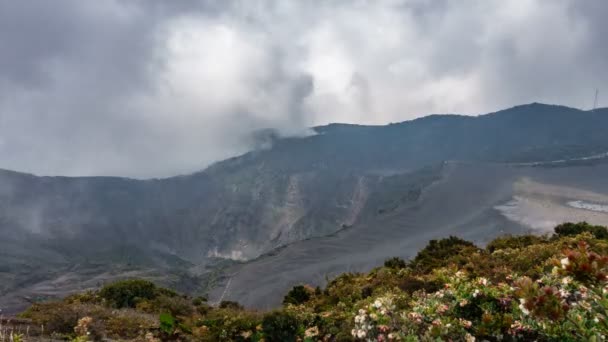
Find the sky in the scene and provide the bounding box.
[0,0,607,178]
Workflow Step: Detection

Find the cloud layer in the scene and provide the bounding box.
[1,0,607,178]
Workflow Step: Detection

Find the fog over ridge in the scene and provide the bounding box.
[1,0,607,178]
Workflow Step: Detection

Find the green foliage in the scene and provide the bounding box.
[410,236,479,273]
[262,311,300,342]
[397,276,441,294]
[17,222,608,342]
[20,301,109,337]
[219,300,243,310]
[104,312,156,339]
[384,257,407,269]
[283,285,311,305]
[159,312,176,335]
[151,295,193,317]
[486,234,548,253]
[99,279,158,308]
[555,221,608,239]
[192,296,208,306]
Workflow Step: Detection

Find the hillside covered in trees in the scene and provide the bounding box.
[3,222,608,341]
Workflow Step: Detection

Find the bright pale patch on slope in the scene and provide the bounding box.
[567,200,608,213]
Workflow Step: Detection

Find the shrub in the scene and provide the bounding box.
[151,295,193,317]
[99,279,158,308]
[283,285,311,305]
[219,300,243,310]
[397,276,441,294]
[361,286,373,299]
[486,234,547,253]
[557,240,608,284]
[159,313,175,335]
[384,257,407,269]
[411,236,479,273]
[20,302,110,338]
[16,223,608,342]
[105,311,156,339]
[192,296,207,306]
[262,311,300,342]
[554,222,608,239]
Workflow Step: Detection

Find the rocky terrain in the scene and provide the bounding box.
[1,103,608,313]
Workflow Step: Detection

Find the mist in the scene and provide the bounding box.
[1,0,607,178]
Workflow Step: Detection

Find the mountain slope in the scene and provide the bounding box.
[1,103,608,312]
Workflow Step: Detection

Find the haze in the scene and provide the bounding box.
[1,0,607,178]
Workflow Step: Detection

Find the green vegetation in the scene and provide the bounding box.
[99,279,169,308]
[410,236,479,273]
[384,257,407,269]
[283,285,312,305]
[554,221,608,239]
[15,222,608,341]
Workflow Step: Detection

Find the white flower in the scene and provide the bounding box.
[473,289,480,298]
[561,257,570,269]
[356,329,366,338]
[358,309,366,315]
[478,277,488,286]
[373,299,383,308]
[465,333,476,342]
[351,329,357,337]
[370,313,378,320]
[562,276,572,285]
[518,298,530,315]
[305,326,319,337]
[459,318,472,328]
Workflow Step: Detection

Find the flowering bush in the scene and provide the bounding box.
[16,222,608,341]
[347,234,608,341]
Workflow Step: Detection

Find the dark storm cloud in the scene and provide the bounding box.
[0,0,607,177]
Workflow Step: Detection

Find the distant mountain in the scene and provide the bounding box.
[1,103,608,312]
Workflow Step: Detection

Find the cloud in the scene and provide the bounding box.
[0,0,606,177]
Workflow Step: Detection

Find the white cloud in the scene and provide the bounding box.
[0,0,606,177]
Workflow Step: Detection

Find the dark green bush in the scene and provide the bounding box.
[262,311,300,342]
[219,300,243,310]
[192,296,207,306]
[397,276,441,294]
[99,279,159,308]
[361,286,373,299]
[283,285,311,305]
[487,234,547,253]
[554,222,608,239]
[383,257,407,269]
[411,236,479,273]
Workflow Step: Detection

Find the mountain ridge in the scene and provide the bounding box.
[2,102,608,313]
